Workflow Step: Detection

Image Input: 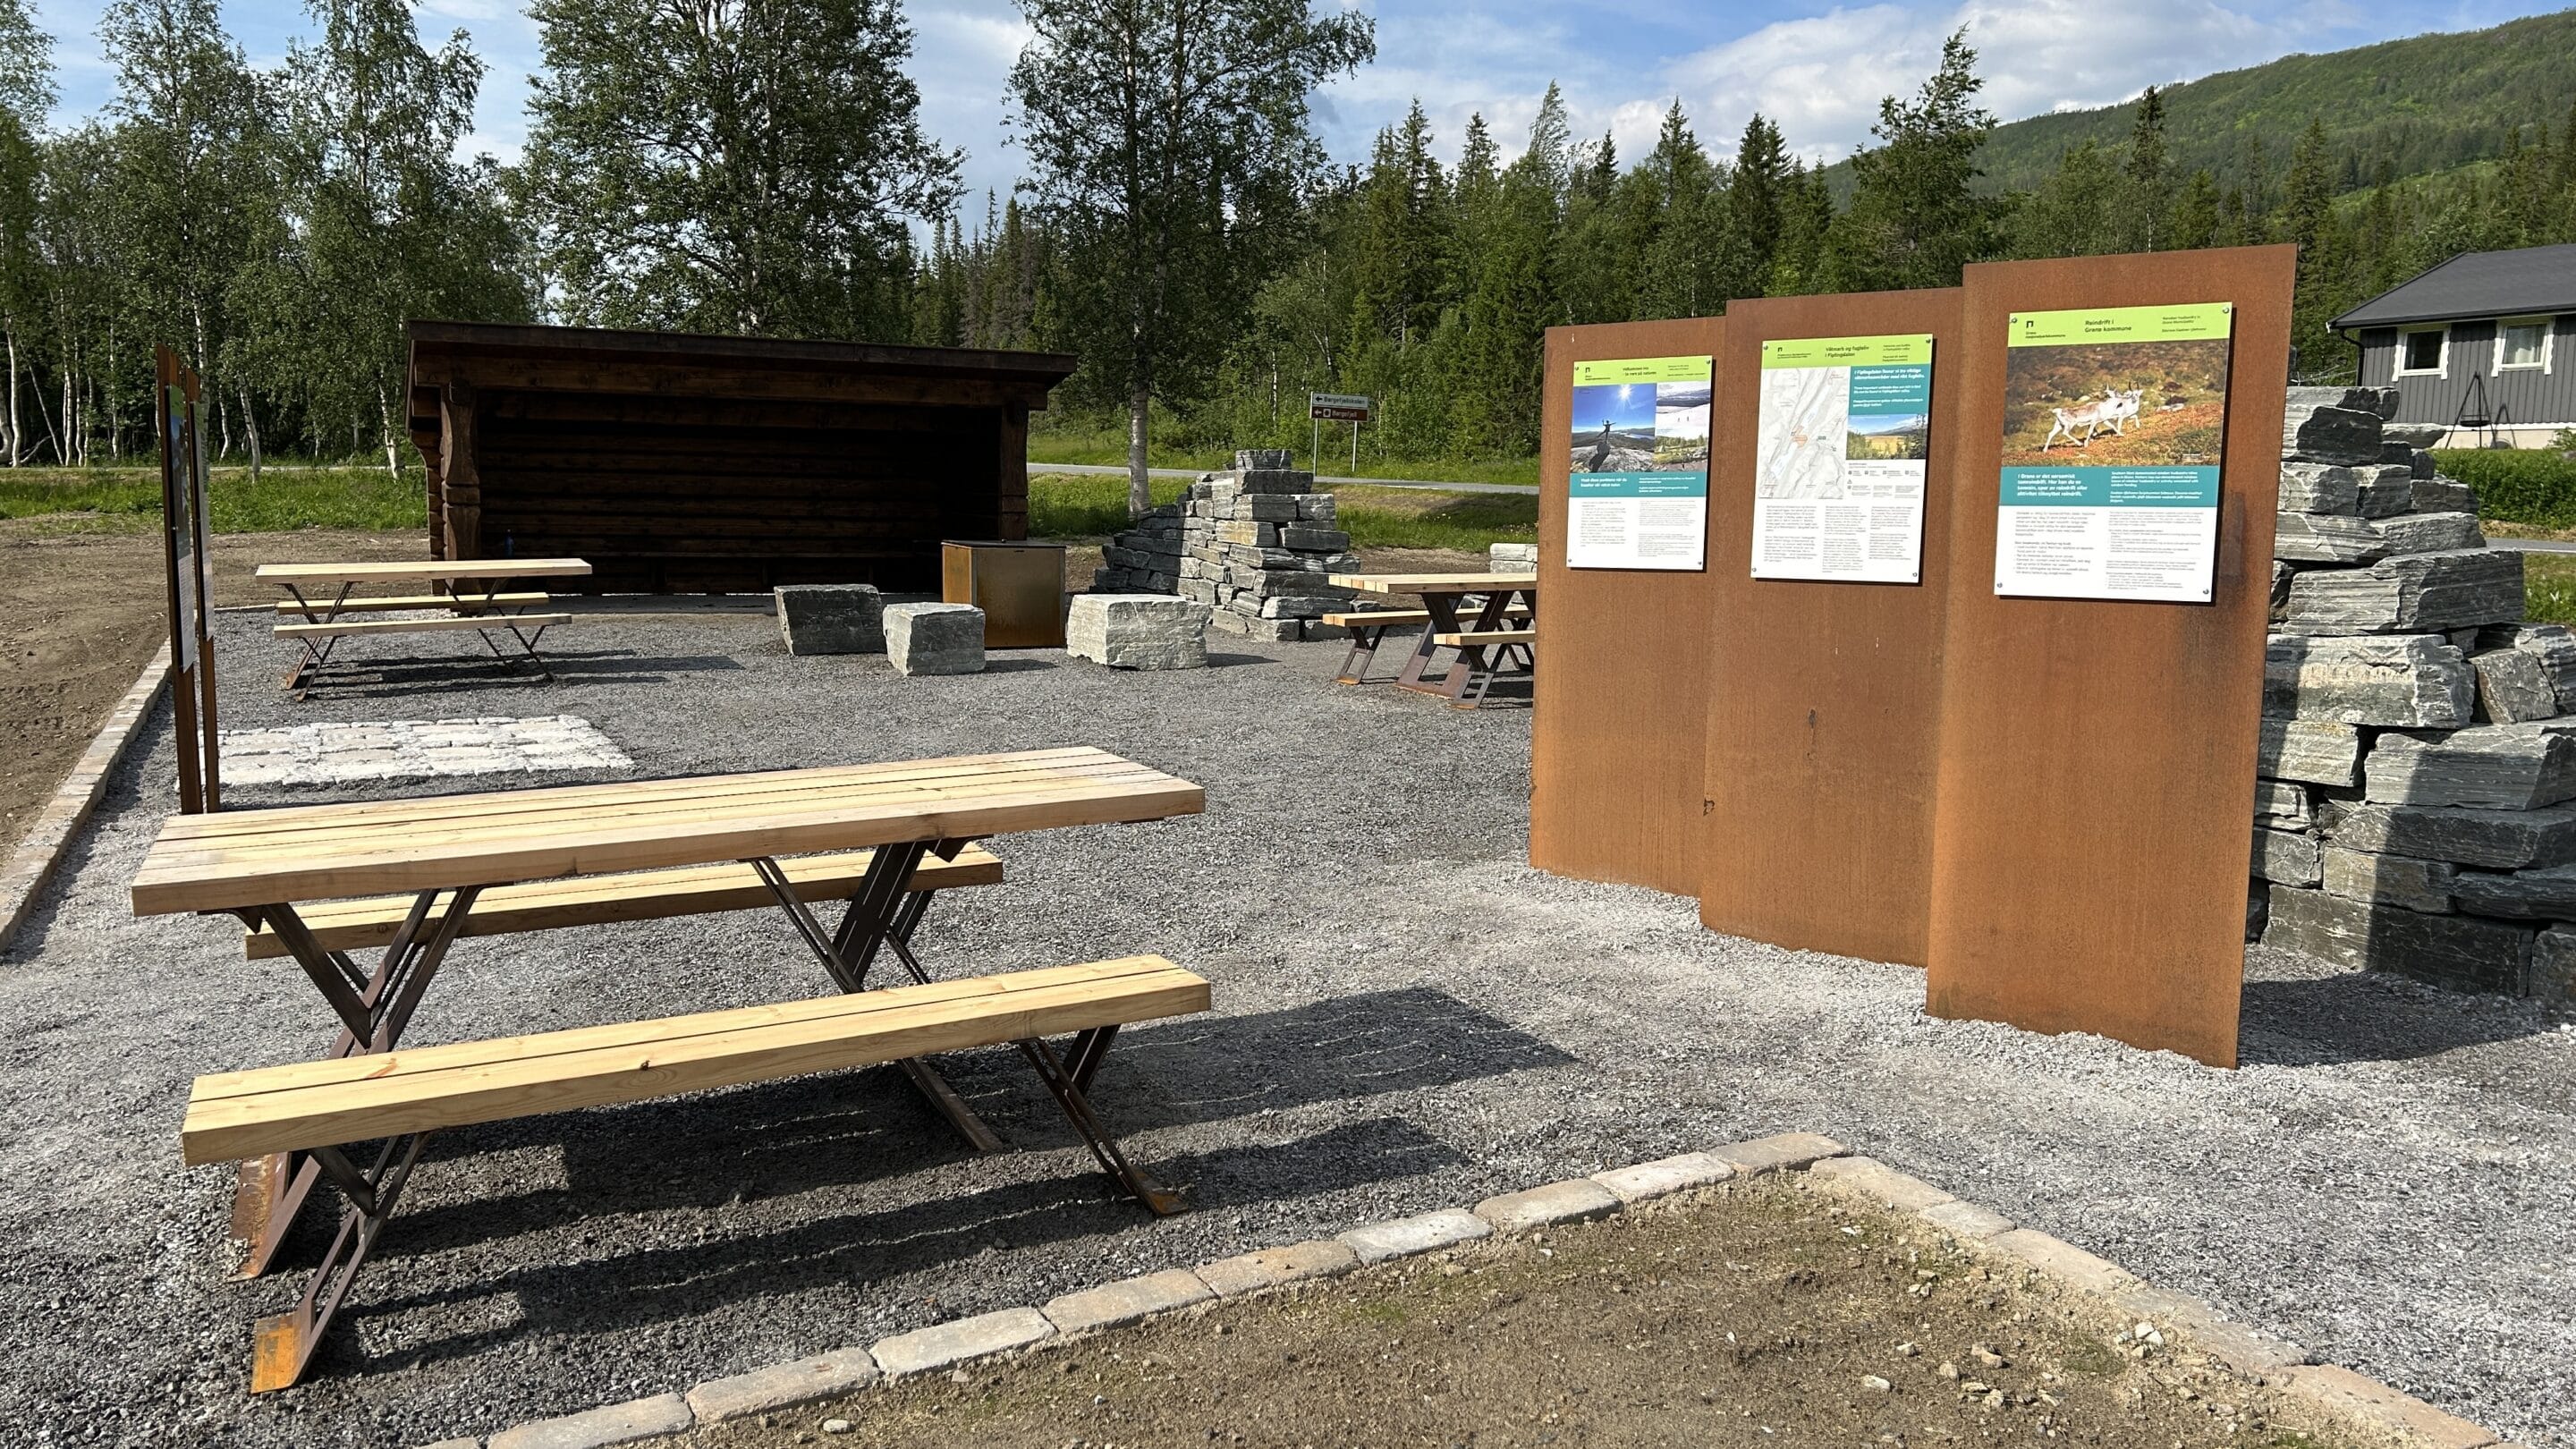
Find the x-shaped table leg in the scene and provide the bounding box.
[278,582,354,696]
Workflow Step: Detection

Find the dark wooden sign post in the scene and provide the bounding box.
[156,344,220,813]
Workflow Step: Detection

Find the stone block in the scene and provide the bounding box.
[1589,1152,1733,1205]
[1234,468,1314,494]
[1235,448,1292,470]
[2286,385,2394,418]
[1489,542,1540,569]
[2273,512,2385,564]
[2108,1283,2310,1378]
[2473,648,2560,723]
[1475,1179,1622,1233]
[1280,525,1352,552]
[1711,1132,1849,1175]
[2476,623,2576,713]
[1257,593,1343,620]
[2385,423,2447,446]
[2375,511,2484,556]
[2262,885,2531,993]
[686,1348,879,1425]
[2258,718,2364,784]
[1233,494,1301,522]
[2276,550,2524,636]
[1066,594,1211,670]
[775,584,885,655]
[1041,1269,1215,1334]
[1917,1199,2014,1241]
[1194,1240,1358,1297]
[1807,1156,1954,1212]
[2275,462,2361,515]
[2356,466,2417,518]
[2321,846,2454,914]
[1218,520,1279,547]
[2324,798,2576,869]
[2255,779,2311,828]
[2448,863,2576,919]
[1984,1228,2135,1295]
[2276,1364,2502,1449]
[2283,403,2384,466]
[2248,880,2270,939]
[869,1308,1055,1378]
[2251,826,2323,886]
[488,1394,692,1449]
[2366,724,2576,809]
[1297,494,1338,521]
[2414,477,2478,513]
[2263,636,2473,728]
[883,603,985,676]
[1337,1208,1492,1265]
[2531,928,2576,1004]
[1209,611,1302,641]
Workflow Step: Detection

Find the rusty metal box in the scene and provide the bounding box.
[942,540,1068,648]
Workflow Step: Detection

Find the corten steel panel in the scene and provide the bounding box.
[1698,290,1962,965]
[945,541,1069,648]
[1923,245,2296,1068]
[1530,318,1725,896]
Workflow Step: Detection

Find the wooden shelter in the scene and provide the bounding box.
[404,321,1079,593]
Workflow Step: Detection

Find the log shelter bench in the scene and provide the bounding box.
[256,558,591,695]
[133,746,1208,1391]
[1326,606,1530,686]
[1327,572,1538,708]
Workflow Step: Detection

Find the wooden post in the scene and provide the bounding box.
[440,380,481,560]
[997,401,1030,540]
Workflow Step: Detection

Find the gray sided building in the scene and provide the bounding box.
[2333,242,2576,448]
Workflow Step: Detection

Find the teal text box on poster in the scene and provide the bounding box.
[2001,466,2219,508]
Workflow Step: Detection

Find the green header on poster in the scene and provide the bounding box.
[1760,334,1932,369]
[1572,355,1711,386]
[2009,302,2233,347]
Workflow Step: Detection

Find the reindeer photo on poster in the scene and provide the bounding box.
[1567,355,1713,571]
[1994,303,2234,602]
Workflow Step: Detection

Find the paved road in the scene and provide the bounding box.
[2492,538,2576,554]
[1034,461,1538,496]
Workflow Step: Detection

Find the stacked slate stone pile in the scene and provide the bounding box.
[2254,386,2576,1004]
[1092,449,1360,641]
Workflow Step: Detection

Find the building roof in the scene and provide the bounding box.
[2332,242,2576,331]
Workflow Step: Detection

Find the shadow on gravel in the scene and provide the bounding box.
[1202,652,1275,668]
[980,657,1060,674]
[2239,970,2559,1067]
[287,649,746,700]
[340,1118,1460,1377]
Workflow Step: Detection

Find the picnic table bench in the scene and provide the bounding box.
[135,746,1208,1391]
[1328,572,1538,708]
[256,558,591,694]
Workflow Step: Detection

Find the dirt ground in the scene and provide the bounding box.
[665,1181,2334,1449]
[0,523,423,855]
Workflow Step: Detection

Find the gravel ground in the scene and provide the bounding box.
[0,606,2569,1448]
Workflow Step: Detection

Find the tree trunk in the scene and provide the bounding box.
[3,327,17,467]
[1126,382,1151,519]
[377,386,401,480]
[241,381,263,483]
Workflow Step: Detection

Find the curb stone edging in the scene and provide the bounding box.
[419,1133,2504,1449]
[0,645,170,957]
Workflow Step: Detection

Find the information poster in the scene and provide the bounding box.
[1996,302,2233,602]
[1751,334,1934,583]
[1567,355,1712,571]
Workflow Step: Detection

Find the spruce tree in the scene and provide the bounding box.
[1823,30,1996,292]
[2121,86,2172,251]
[1717,114,1787,304]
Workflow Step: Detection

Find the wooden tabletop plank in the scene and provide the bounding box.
[132,748,1203,915]
[1330,572,1538,593]
[255,559,594,584]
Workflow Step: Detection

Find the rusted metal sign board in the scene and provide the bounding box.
[1698,291,1962,965]
[1531,318,1725,896]
[1922,246,2295,1067]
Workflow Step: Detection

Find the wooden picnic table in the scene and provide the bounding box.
[138,744,1208,1390]
[254,557,592,693]
[1329,572,1538,708]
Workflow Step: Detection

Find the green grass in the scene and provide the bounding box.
[2523,552,2576,626]
[1029,427,1540,487]
[1029,471,1537,553]
[2432,449,2576,530]
[1026,472,1191,537]
[0,465,425,534]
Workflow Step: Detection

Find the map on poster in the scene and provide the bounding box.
[1995,302,2233,602]
[1751,334,1934,583]
[1567,354,1712,571]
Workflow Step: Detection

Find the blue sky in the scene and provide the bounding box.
[24,0,2570,215]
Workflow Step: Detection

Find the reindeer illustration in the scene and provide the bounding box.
[2039,388,2146,451]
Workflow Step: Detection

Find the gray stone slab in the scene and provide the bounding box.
[1280,526,1352,552]
[1475,1179,1621,1233]
[2449,863,2576,920]
[686,1348,879,1425]
[1986,1228,2136,1295]
[2473,648,2561,724]
[2263,885,2532,993]
[1042,1268,1216,1334]
[2321,846,2454,914]
[2375,511,2485,556]
[2276,1364,2502,1449]
[1066,594,1211,670]
[2264,635,2474,728]
[2477,623,2576,714]
[1232,495,1301,521]
[488,1394,691,1449]
[775,584,886,655]
[2109,1283,2311,1378]
[2284,403,2385,466]
[1808,1156,1955,1212]
[2276,550,2524,637]
[2274,512,2385,564]
[2252,826,2323,886]
[884,602,985,676]
[2413,478,2478,513]
[2364,724,2576,809]
[2286,385,2396,419]
[2357,466,2419,519]
[2256,779,2311,829]
[1338,1208,1492,1264]
[1194,1240,1358,1297]
[1918,1199,2014,1241]
[1589,1151,1734,1204]
[2325,798,2576,869]
[1711,1132,1849,1175]
[869,1307,1055,1377]
[2532,928,2576,1005]
[2275,462,2361,515]
[2258,717,2364,784]
[1488,543,1539,568]
[1235,448,1292,470]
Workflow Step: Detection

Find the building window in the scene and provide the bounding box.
[2399,327,2446,376]
[2496,318,2551,372]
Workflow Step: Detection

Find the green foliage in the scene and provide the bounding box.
[2433,449,2576,529]
[1026,471,1189,537]
[1331,485,1535,552]
[2522,552,2576,629]
[1825,30,1998,292]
